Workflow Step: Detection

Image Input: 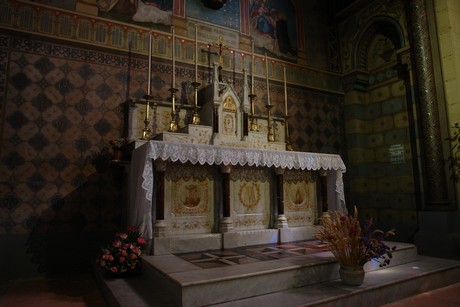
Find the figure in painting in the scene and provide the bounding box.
[251,0,275,38]
[98,0,138,15]
[250,0,297,58]
[98,0,172,25]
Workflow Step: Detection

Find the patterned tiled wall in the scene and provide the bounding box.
[344,67,418,240]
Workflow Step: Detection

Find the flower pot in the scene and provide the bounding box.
[339,265,365,286]
[113,150,123,161]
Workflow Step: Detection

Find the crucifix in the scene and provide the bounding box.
[202,47,218,84]
[212,36,228,82]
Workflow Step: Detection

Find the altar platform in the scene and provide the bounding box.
[94,240,460,306]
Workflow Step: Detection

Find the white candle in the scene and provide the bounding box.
[251,40,254,94]
[147,31,152,95]
[171,26,175,112]
[265,53,270,105]
[195,24,198,82]
[284,65,288,115]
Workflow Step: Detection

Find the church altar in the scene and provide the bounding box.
[125,36,347,255]
[128,140,346,255]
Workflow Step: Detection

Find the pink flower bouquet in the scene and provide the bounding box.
[96,226,147,275]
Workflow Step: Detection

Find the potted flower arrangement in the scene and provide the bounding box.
[96,226,147,276]
[315,207,396,286]
[109,137,129,160]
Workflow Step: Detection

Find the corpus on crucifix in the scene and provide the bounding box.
[212,36,228,82]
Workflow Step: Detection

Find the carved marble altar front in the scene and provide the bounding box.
[129,141,346,255]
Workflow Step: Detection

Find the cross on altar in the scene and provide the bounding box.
[212,36,228,82]
[202,47,218,84]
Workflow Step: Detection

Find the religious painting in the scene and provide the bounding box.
[250,0,298,60]
[98,0,173,26]
[186,0,240,30]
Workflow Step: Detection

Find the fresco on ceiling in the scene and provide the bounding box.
[250,0,297,60]
[186,0,240,30]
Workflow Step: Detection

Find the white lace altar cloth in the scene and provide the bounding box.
[129,141,347,240]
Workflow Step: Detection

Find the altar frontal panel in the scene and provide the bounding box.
[284,170,317,226]
[164,163,215,235]
[231,167,271,230]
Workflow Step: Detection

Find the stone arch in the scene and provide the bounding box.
[353,16,405,71]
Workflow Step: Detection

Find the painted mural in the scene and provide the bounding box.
[98,0,173,25]
[250,0,297,60]
[186,0,240,30]
[31,0,173,26]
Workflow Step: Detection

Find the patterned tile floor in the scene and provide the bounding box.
[175,240,331,269]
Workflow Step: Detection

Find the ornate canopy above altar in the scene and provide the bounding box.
[129,140,347,242]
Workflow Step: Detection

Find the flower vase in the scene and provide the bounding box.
[113,150,123,161]
[339,265,365,286]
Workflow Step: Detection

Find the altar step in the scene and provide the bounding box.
[94,241,460,307]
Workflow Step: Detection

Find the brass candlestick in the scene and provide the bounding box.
[168,88,179,132]
[265,104,275,142]
[141,94,153,140]
[249,93,258,131]
[191,81,201,125]
[284,115,293,151]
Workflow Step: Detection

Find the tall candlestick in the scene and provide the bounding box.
[283,65,288,115]
[251,40,255,94]
[147,31,152,95]
[195,24,198,82]
[265,53,270,105]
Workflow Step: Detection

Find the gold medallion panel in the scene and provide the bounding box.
[231,167,271,230]
[164,163,214,235]
[284,170,317,226]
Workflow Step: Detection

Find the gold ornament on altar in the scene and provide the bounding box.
[173,179,209,215]
[238,182,260,211]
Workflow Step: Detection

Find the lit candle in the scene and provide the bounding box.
[147,31,152,96]
[284,65,288,115]
[251,40,255,94]
[195,24,198,82]
[265,53,270,105]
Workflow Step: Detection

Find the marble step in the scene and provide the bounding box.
[95,241,426,307]
[210,256,460,307]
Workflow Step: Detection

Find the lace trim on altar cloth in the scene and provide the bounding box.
[141,140,346,203]
[146,140,346,170]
